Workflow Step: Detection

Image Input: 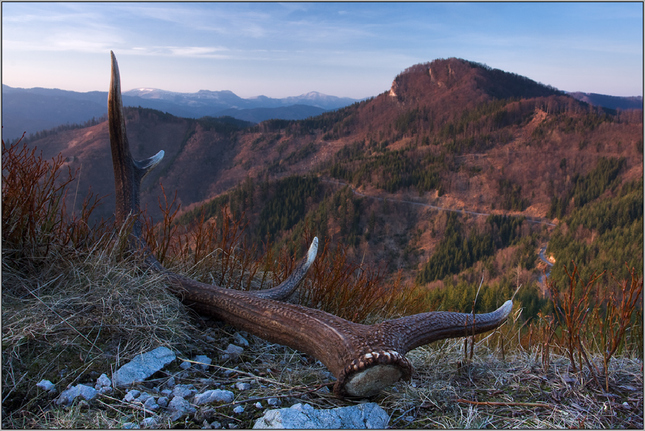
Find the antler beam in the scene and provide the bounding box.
[108,51,512,397]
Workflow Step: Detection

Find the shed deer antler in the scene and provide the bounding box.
[108,51,512,397]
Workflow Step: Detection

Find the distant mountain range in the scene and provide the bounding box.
[1,85,358,140]
[567,92,642,110]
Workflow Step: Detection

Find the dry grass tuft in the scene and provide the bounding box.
[378,339,643,429]
[1,244,200,427]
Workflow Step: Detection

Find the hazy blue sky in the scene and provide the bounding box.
[2,2,642,99]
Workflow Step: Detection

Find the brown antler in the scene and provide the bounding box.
[108,51,512,397]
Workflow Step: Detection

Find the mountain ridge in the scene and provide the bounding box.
[3,57,641,141]
[1,84,358,140]
[18,58,641,235]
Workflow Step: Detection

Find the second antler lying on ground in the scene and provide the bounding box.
[108,51,513,397]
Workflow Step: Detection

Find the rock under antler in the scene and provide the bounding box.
[108,51,513,397]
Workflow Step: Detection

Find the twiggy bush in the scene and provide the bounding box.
[302,236,409,322]
[141,190,417,322]
[544,261,643,390]
[2,138,106,276]
[546,262,604,372]
[595,265,643,391]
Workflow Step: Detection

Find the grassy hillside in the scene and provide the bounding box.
[2,136,643,428]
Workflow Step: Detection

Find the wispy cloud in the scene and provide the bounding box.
[2,2,641,98]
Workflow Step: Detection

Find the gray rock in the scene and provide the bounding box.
[194,389,235,405]
[180,361,192,370]
[138,392,153,404]
[233,405,245,414]
[141,417,160,428]
[211,421,222,429]
[267,398,281,406]
[36,379,56,392]
[235,382,251,391]
[112,347,176,387]
[222,344,244,360]
[255,402,263,409]
[194,355,212,371]
[144,396,160,411]
[157,396,169,408]
[172,384,196,399]
[253,402,389,429]
[97,386,113,395]
[123,422,140,429]
[168,396,196,421]
[56,384,98,405]
[124,389,141,402]
[95,373,111,389]
[233,332,250,347]
[164,376,176,389]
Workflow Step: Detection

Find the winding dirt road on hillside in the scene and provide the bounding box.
[321,177,557,227]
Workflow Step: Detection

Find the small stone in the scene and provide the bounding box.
[180,361,192,370]
[144,396,159,411]
[233,405,245,414]
[36,379,56,392]
[202,419,212,429]
[267,398,281,406]
[141,417,159,429]
[235,382,251,391]
[113,347,176,388]
[211,421,222,429]
[97,385,113,395]
[161,389,172,397]
[124,389,141,402]
[95,373,111,389]
[255,402,263,409]
[233,332,249,348]
[194,355,212,371]
[252,402,389,429]
[173,384,196,399]
[194,389,235,405]
[168,396,196,421]
[222,344,244,360]
[157,396,169,408]
[138,392,153,404]
[123,422,140,429]
[205,336,216,343]
[164,376,176,389]
[228,424,238,429]
[56,384,98,406]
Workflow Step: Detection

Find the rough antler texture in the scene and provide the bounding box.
[108,51,513,397]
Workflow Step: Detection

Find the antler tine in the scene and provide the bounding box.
[108,51,316,298]
[108,52,512,398]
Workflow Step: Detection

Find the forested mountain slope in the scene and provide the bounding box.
[18,58,643,307]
